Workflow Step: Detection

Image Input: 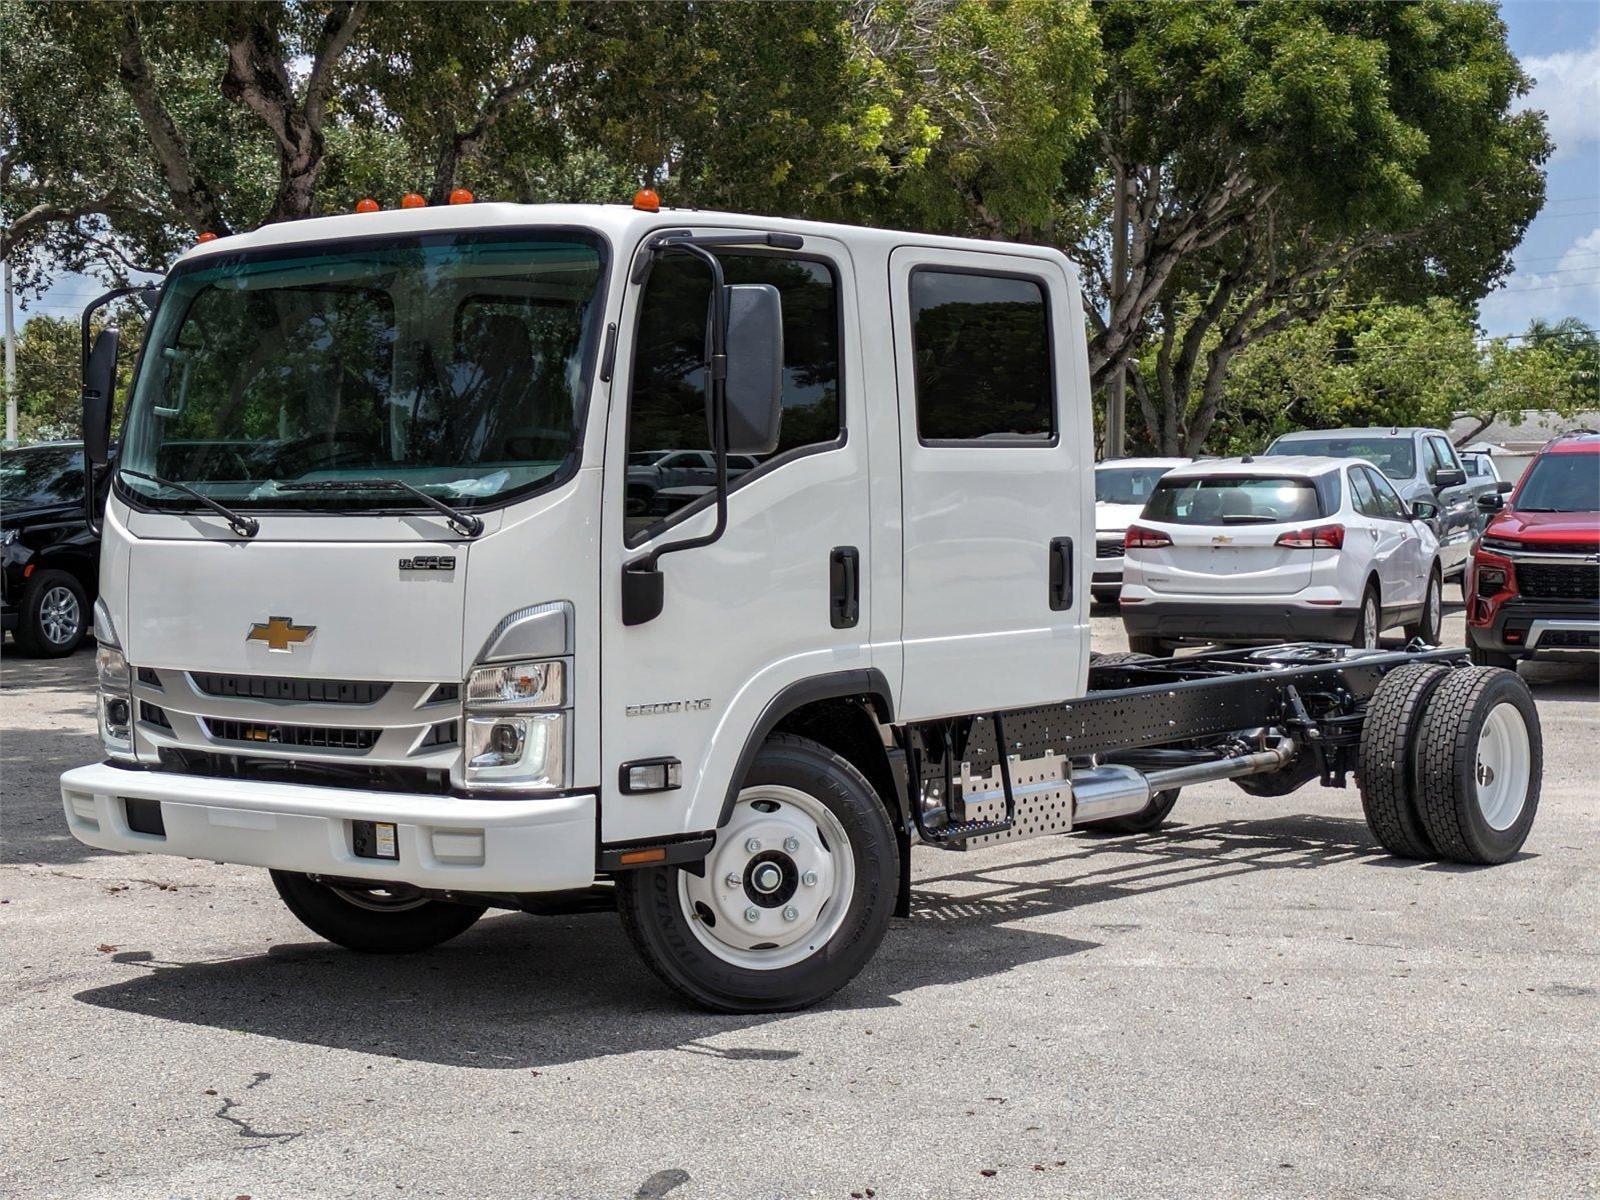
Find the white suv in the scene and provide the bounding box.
[1092,457,1190,602]
[1120,456,1444,656]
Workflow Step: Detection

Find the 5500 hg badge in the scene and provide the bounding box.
[626,698,712,717]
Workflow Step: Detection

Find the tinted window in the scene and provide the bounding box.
[1349,466,1379,516]
[626,252,841,542]
[1267,435,1416,480]
[0,445,86,505]
[1426,436,1461,478]
[1515,452,1600,513]
[1145,476,1325,525]
[1095,465,1172,504]
[910,270,1052,443]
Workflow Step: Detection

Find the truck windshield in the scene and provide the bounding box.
[1095,465,1170,505]
[118,231,605,513]
[1266,435,1415,480]
[1514,452,1599,512]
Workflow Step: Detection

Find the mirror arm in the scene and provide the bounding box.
[79,285,147,537]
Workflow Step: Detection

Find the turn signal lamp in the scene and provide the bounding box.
[633,188,661,213]
[400,192,427,209]
[355,197,380,213]
[448,187,474,205]
[197,232,218,243]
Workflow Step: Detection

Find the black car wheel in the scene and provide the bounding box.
[14,568,89,657]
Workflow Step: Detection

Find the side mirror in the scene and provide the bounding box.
[1496,480,1514,494]
[82,326,120,466]
[1410,499,1439,521]
[1432,467,1466,489]
[718,283,783,456]
[1477,493,1504,514]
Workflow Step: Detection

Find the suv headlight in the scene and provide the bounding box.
[96,643,135,760]
[463,658,569,790]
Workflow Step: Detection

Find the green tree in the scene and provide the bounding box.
[3,307,145,443]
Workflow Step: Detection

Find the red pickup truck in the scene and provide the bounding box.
[1466,430,1600,668]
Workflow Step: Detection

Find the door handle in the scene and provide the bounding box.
[1049,536,1074,611]
[830,546,860,629]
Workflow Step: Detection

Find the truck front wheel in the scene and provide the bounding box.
[616,734,899,1013]
[269,871,486,953]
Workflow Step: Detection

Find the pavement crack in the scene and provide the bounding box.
[212,1087,301,1145]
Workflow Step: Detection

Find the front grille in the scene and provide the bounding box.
[202,717,378,751]
[417,720,459,749]
[138,701,171,729]
[1096,539,1125,559]
[157,747,451,795]
[137,667,162,687]
[190,672,391,704]
[1517,562,1600,601]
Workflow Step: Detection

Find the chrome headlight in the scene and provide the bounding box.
[462,657,570,791]
[95,643,135,760]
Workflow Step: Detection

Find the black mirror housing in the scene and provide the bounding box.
[1496,479,1514,494]
[720,283,784,456]
[1477,493,1504,513]
[81,326,120,466]
[1432,467,1467,489]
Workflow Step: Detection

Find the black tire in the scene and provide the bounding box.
[1126,634,1173,658]
[1466,628,1517,670]
[269,870,486,953]
[1355,662,1450,859]
[14,568,88,657]
[1403,567,1443,645]
[616,733,899,1013]
[1234,757,1320,797]
[1077,787,1179,834]
[1091,587,1120,607]
[1351,583,1381,650]
[1413,667,1542,865]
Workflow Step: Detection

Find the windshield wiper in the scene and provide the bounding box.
[119,469,259,538]
[277,479,484,537]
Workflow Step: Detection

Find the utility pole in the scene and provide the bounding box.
[3,256,16,447]
[1106,159,1127,461]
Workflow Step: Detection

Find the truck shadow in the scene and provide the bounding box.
[0,643,98,694]
[73,811,1430,1071]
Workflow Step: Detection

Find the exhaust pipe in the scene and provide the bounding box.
[1071,739,1296,825]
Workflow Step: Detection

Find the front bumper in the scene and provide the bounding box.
[1468,599,1600,660]
[60,762,596,892]
[1121,599,1360,644]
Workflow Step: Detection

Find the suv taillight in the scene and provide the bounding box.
[1125,525,1173,549]
[1275,523,1344,549]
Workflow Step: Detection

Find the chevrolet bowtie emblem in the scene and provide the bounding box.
[246,615,316,653]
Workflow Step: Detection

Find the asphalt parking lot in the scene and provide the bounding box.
[3,604,1597,1200]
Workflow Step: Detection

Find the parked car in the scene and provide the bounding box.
[1092,457,1190,602]
[1263,426,1492,582]
[625,450,759,516]
[1465,430,1600,668]
[1120,455,1443,656]
[1459,449,1503,485]
[1,441,100,656]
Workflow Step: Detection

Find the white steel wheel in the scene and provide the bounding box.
[1473,701,1531,831]
[679,784,856,971]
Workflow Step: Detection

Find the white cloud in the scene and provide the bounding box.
[1478,225,1600,335]
[1517,31,1600,161]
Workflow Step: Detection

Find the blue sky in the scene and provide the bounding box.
[17,2,1600,339]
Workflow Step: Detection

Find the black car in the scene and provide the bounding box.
[2,442,99,656]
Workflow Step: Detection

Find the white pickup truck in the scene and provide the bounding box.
[63,197,1542,1012]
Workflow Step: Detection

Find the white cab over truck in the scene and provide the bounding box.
[62,200,1544,1012]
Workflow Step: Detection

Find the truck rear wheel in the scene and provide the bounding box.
[1356,662,1449,859]
[1413,667,1541,865]
[269,871,486,953]
[616,734,898,1013]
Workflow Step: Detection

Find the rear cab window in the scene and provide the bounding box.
[1144,475,1331,525]
[1267,435,1417,481]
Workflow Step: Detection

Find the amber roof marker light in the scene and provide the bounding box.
[196,232,218,243]
[355,197,380,213]
[633,188,661,213]
[448,187,474,205]
[400,192,427,209]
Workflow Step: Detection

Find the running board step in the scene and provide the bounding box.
[920,817,1015,845]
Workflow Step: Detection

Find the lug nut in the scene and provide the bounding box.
[801,870,818,887]
[744,838,761,854]
[724,872,741,888]
[744,907,759,923]
[783,836,800,853]
[782,906,799,922]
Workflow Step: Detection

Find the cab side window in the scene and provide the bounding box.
[1363,466,1407,519]
[1425,435,1461,480]
[909,270,1054,443]
[625,252,842,544]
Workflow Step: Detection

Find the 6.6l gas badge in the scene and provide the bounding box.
[400,555,456,571]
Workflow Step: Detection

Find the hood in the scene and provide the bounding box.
[1,500,82,529]
[1094,501,1146,534]
[1486,509,1600,546]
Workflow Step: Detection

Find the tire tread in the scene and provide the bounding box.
[1357,662,1448,859]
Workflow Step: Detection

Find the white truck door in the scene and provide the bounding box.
[598,236,877,842]
[887,246,1092,720]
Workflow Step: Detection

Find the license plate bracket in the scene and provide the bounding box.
[352,820,399,861]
